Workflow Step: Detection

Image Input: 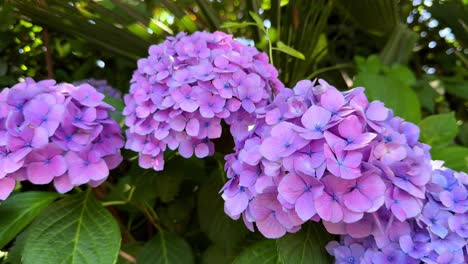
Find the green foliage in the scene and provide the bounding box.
[137,232,194,264]
[354,55,421,122]
[197,171,248,250]
[21,190,121,264]
[431,146,468,172]
[274,41,305,60]
[419,112,458,147]
[276,223,333,264]
[0,192,58,249]
[233,240,280,264]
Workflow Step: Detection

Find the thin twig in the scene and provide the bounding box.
[119,250,137,264]
[38,0,54,78]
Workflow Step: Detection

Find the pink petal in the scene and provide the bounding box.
[315,194,343,223]
[278,174,305,204]
[27,162,55,184]
[343,152,362,168]
[0,177,15,200]
[338,115,362,140]
[256,213,287,239]
[295,191,316,221]
[186,118,200,136]
[53,174,74,193]
[343,189,373,212]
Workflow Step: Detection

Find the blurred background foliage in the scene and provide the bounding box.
[0,0,467,263]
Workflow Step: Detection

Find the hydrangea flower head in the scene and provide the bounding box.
[0,78,124,199]
[123,31,283,171]
[221,79,432,240]
[327,162,468,263]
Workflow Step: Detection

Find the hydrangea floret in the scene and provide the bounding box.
[123,31,283,171]
[221,79,432,240]
[0,78,124,199]
[73,78,122,99]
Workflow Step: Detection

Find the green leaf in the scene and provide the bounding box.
[154,159,185,203]
[335,0,398,36]
[249,11,265,31]
[0,60,7,76]
[22,190,121,264]
[386,64,416,86]
[277,223,333,264]
[137,232,194,264]
[202,244,237,264]
[4,230,28,264]
[195,0,222,30]
[354,70,421,123]
[0,192,58,249]
[274,41,305,60]
[431,146,468,172]
[198,171,248,249]
[380,24,419,65]
[310,34,328,63]
[220,21,256,29]
[440,77,468,99]
[103,95,125,124]
[354,55,382,74]
[233,240,279,264]
[419,113,458,147]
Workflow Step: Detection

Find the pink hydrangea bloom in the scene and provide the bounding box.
[123,31,283,171]
[221,79,432,240]
[0,78,124,199]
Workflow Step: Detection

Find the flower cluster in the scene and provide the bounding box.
[327,162,467,263]
[0,78,124,200]
[221,79,432,239]
[123,31,283,171]
[73,79,122,99]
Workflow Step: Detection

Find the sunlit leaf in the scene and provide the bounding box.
[432,145,468,172]
[275,41,305,60]
[221,21,256,29]
[419,112,458,147]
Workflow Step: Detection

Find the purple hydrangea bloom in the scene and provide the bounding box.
[221,79,433,242]
[123,31,283,170]
[327,163,468,263]
[0,78,124,199]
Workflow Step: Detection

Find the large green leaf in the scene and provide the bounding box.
[419,113,458,147]
[137,232,194,264]
[0,192,58,249]
[197,171,248,249]
[233,240,280,264]
[432,145,468,173]
[354,72,421,123]
[276,223,333,264]
[22,190,121,264]
[380,24,419,65]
